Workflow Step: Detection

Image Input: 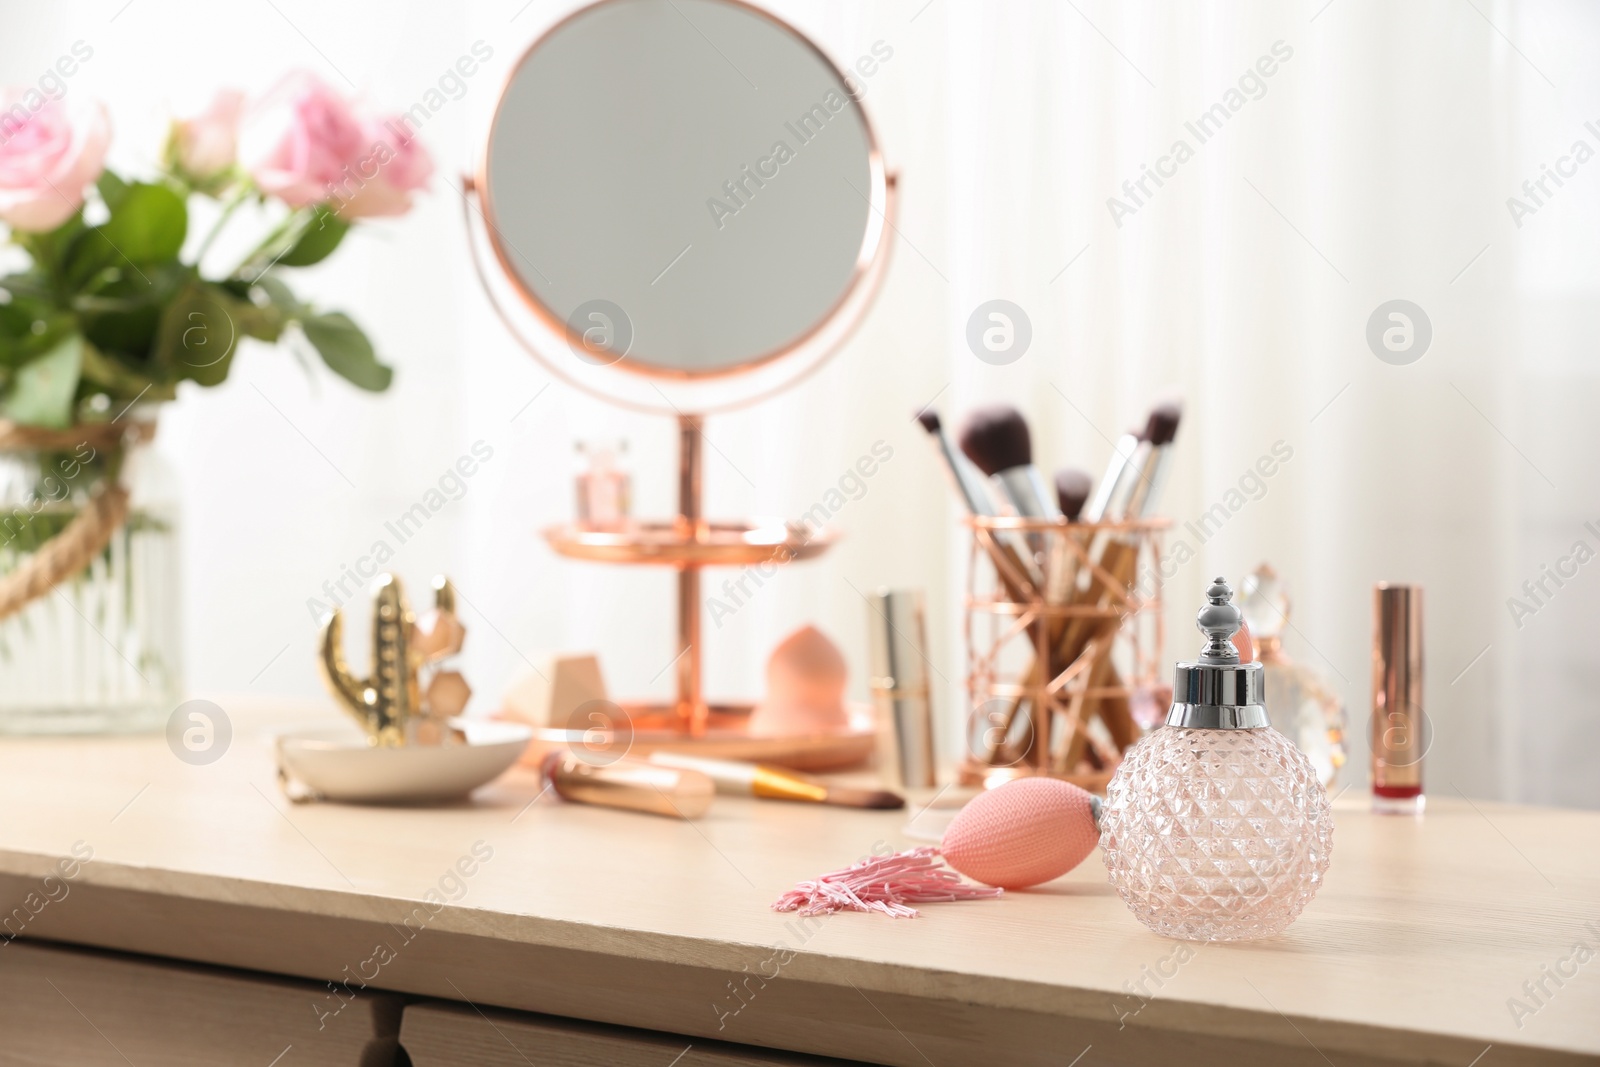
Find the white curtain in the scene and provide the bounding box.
[10,0,1592,807]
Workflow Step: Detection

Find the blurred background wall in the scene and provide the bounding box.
[3,0,1594,807]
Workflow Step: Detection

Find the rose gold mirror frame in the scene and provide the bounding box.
[462,0,898,755]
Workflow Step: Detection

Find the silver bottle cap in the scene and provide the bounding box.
[1166,577,1269,729]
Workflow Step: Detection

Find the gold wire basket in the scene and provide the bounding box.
[960,514,1171,791]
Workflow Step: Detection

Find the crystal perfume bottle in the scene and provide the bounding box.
[1100,578,1333,942]
[1237,564,1347,788]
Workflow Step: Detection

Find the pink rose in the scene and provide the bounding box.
[331,116,433,219]
[0,91,110,232]
[171,89,244,179]
[238,72,366,208]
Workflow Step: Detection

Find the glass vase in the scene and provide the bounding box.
[0,432,181,734]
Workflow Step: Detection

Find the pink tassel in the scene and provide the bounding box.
[772,846,1003,919]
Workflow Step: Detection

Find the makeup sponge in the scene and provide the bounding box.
[941,778,1100,889]
[748,625,849,737]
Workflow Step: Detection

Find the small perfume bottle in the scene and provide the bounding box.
[1237,564,1347,788]
[575,439,631,530]
[1100,578,1333,942]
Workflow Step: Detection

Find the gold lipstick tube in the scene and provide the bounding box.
[1371,583,1424,814]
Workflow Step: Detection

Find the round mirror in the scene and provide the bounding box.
[477,0,890,394]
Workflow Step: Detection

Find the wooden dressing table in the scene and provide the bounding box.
[0,701,1595,1066]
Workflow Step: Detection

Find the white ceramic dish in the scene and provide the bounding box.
[275,719,532,805]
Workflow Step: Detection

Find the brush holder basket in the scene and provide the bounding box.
[959,515,1170,791]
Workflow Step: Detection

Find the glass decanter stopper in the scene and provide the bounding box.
[1238,563,1347,788]
[1099,577,1333,942]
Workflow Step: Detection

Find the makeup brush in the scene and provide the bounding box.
[957,405,1061,521]
[1054,468,1092,521]
[914,408,997,518]
[649,752,905,810]
[919,406,1040,590]
[1054,398,1184,771]
[957,406,1060,762]
[1070,400,1181,620]
[1043,467,1094,606]
[1123,399,1181,519]
[1084,427,1143,522]
[542,752,714,819]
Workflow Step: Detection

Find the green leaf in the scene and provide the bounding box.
[276,205,349,267]
[0,281,56,329]
[233,298,286,345]
[252,273,301,313]
[98,183,188,263]
[1,333,82,428]
[0,307,73,370]
[75,260,191,361]
[79,340,173,401]
[97,170,130,212]
[236,276,296,343]
[14,216,86,279]
[300,312,392,392]
[152,283,242,387]
[217,276,293,343]
[65,183,188,289]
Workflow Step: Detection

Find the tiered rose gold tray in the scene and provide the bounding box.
[542,520,838,566]
[519,702,877,774]
[530,416,872,769]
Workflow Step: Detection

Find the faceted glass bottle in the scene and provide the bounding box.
[1238,564,1347,788]
[1100,578,1333,942]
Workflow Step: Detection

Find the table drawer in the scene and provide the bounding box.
[0,940,401,1066]
[400,999,869,1067]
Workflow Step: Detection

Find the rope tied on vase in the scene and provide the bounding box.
[0,419,157,623]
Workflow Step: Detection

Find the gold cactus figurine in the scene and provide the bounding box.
[317,574,470,747]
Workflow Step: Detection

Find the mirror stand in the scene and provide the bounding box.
[673,413,706,735]
[467,0,893,770]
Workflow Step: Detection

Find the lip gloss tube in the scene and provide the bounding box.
[1371,583,1425,815]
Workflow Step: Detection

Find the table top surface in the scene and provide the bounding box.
[0,698,1595,1065]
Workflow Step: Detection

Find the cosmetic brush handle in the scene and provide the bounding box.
[987,525,1148,766]
[1043,525,1092,605]
[993,466,1059,565]
[544,753,714,818]
[992,524,1132,758]
[1085,433,1140,523]
[649,752,831,803]
[1055,439,1171,660]
[1051,540,1140,743]
[972,525,1053,765]
[648,751,757,793]
[987,651,1134,769]
[986,535,1141,769]
[994,467,1059,519]
[923,423,1042,591]
[932,429,997,517]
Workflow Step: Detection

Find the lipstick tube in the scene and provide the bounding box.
[1371,583,1424,814]
[866,589,937,790]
